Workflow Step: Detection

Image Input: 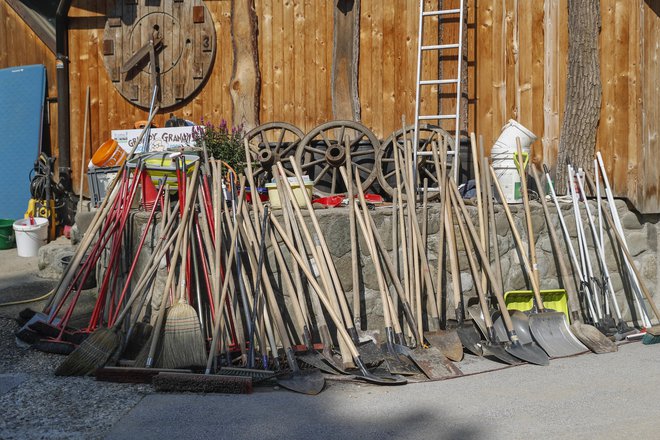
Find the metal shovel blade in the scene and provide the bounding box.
[492,310,534,345]
[455,322,483,356]
[424,329,464,362]
[410,346,463,379]
[505,341,550,366]
[570,322,618,354]
[467,305,489,337]
[277,369,325,395]
[381,343,422,376]
[528,311,589,358]
[481,342,523,366]
[296,352,345,375]
[356,340,385,367]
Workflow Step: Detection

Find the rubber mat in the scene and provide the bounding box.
[0,65,46,220]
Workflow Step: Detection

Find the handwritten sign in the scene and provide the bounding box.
[111,126,201,153]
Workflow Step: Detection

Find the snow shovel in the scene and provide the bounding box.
[536,166,617,353]
[493,158,585,359]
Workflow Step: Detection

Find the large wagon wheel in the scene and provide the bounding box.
[294,120,380,196]
[376,124,455,200]
[245,122,305,187]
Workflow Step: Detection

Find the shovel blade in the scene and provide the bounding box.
[492,310,534,345]
[381,344,422,376]
[277,369,325,395]
[296,352,344,375]
[529,311,588,358]
[455,322,483,356]
[570,323,617,354]
[356,340,385,367]
[410,346,463,379]
[505,341,550,366]
[467,305,489,337]
[424,330,464,362]
[481,342,523,365]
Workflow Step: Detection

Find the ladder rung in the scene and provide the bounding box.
[417,151,456,156]
[421,43,460,51]
[419,79,459,86]
[419,114,457,121]
[422,9,461,17]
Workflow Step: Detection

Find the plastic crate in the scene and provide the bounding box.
[87,166,120,207]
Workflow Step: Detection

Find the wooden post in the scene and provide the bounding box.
[230,0,260,131]
[542,0,561,172]
[555,0,601,194]
[331,0,360,121]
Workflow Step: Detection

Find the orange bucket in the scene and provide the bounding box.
[91,139,127,167]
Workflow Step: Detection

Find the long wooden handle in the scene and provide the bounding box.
[489,165,544,310]
[516,139,542,305]
[448,179,518,338]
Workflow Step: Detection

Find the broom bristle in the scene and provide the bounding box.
[158,302,207,369]
[55,328,120,376]
[642,331,660,345]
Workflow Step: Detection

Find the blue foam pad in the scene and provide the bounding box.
[0,65,46,220]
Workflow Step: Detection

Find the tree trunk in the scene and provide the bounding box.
[230,0,260,131]
[331,0,361,121]
[555,0,601,194]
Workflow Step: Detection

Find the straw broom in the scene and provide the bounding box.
[158,209,207,368]
[157,160,207,368]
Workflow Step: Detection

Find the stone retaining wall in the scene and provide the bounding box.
[105,198,660,334]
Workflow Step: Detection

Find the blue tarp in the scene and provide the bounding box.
[0,65,46,220]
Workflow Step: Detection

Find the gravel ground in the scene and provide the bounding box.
[0,316,152,440]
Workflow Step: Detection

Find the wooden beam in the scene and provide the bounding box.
[230,0,260,130]
[331,0,360,121]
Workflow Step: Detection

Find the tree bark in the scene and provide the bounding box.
[555,0,601,194]
[230,0,260,131]
[331,0,360,121]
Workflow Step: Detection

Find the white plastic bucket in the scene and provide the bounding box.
[491,120,537,203]
[13,217,48,257]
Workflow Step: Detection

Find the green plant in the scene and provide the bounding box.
[193,119,246,174]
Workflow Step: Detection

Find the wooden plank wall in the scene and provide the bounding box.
[1,0,659,211]
[0,2,58,156]
[638,0,660,212]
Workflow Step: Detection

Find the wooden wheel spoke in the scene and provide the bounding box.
[301,157,326,169]
[354,163,371,174]
[319,131,335,150]
[279,141,299,157]
[304,146,327,156]
[421,167,439,184]
[349,133,368,149]
[330,169,338,194]
[274,129,287,151]
[381,156,395,163]
[338,125,346,144]
[314,164,331,184]
[350,149,375,157]
[384,169,397,180]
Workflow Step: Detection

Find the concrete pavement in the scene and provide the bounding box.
[105,341,660,440]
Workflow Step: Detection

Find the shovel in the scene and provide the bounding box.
[450,179,549,366]
[531,165,616,354]
[449,189,524,365]
[490,160,585,359]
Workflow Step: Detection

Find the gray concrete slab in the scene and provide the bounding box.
[105,342,660,440]
[0,373,26,396]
